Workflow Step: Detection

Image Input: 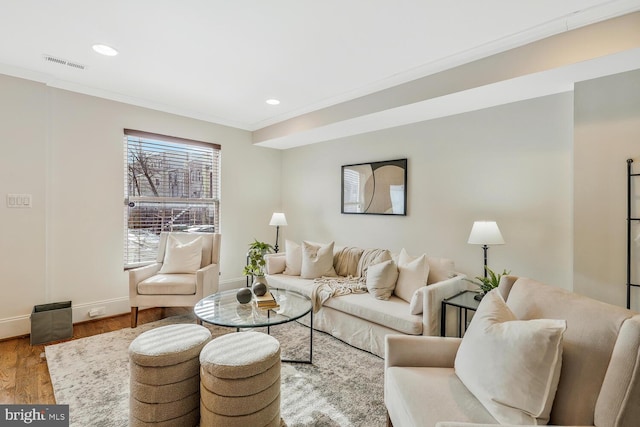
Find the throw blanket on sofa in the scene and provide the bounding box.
[311,276,367,313]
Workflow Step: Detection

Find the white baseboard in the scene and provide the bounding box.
[0,297,131,341]
[0,279,248,340]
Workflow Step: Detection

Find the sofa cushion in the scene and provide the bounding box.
[138,274,197,295]
[283,240,302,275]
[395,248,429,307]
[324,292,421,335]
[266,273,421,335]
[385,366,498,427]
[454,290,566,425]
[366,259,398,300]
[159,235,203,274]
[265,273,314,297]
[301,241,337,279]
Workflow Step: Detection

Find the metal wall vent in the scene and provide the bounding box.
[43,54,87,70]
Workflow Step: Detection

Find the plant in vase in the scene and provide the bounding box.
[466,266,510,301]
[243,239,274,296]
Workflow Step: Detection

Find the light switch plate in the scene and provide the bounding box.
[7,193,32,208]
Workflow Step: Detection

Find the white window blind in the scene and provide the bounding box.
[123,129,221,267]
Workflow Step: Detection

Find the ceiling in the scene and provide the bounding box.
[1,1,640,148]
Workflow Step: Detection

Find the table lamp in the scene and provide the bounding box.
[269,212,287,253]
[467,221,505,278]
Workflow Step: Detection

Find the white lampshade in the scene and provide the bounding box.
[467,221,505,245]
[269,212,288,227]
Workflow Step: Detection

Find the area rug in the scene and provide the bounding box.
[45,314,386,427]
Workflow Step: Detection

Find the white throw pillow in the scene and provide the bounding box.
[301,241,337,279]
[454,290,566,425]
[283,240,302,276]
[159,235,203,274]
[366,260,399,300]
[394,248,429,308]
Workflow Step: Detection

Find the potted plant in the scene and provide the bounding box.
[466,266,510,300]
[243,240,274,292]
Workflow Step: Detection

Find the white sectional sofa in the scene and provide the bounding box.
[264,240,468,357]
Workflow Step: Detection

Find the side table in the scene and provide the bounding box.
[441,290,482,337]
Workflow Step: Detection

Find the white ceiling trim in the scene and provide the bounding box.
[255,47,640,150]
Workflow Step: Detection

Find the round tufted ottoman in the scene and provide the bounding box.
[128,323,211,427]
[200,331,281,427]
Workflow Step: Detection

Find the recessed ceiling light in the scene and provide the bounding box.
[92,44,118,56]
[266,99,280,105]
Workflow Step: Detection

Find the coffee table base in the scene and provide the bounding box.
[235,310,313,364]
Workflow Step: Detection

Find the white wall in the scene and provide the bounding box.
[574,69,640,309]
[0,74,282,338]
[281,93,574,289]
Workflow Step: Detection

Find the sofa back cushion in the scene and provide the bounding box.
[333,246,364,277]
[426,257,455,285]
[502,277,634,426]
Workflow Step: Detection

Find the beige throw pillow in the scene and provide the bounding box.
[454,290,566,425]
[283,240,302,276]
[301,241,337,279]
[366,260,399,300]
[357,248,392,278]
[159,235,203,274]
[394,248,429,307]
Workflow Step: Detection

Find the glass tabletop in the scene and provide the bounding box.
[194,287,312,328]
[443,290,482,310]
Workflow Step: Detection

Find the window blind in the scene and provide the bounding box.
[123,129,220,267]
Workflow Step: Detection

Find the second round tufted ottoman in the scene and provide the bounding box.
[199,331,281,427]
[128,323,211,427]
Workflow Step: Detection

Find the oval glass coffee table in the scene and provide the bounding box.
[194,287,313,363]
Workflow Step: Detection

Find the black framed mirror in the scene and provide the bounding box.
[341,158,407,215]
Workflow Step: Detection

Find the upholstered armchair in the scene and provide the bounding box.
[129,232,221,327]
[385,275,640,427]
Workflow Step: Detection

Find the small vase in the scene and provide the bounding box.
[252,277,268,296]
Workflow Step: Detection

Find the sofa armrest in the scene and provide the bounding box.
[419,273,473,336]
[265,252,286,274]
[196,263,220,296]
[385,335,461,369]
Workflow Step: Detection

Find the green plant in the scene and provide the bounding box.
[243,239,274,277]
[466,266,510,294]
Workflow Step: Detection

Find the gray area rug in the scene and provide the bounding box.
[45,314,386,427]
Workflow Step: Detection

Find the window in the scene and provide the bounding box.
[123,129,220,267]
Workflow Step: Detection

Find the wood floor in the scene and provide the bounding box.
[0,307,191,405]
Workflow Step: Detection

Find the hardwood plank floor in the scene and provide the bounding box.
[0,307,191,405]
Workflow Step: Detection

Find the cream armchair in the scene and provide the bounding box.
[129,232,221,327]
[385,275,640,427]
